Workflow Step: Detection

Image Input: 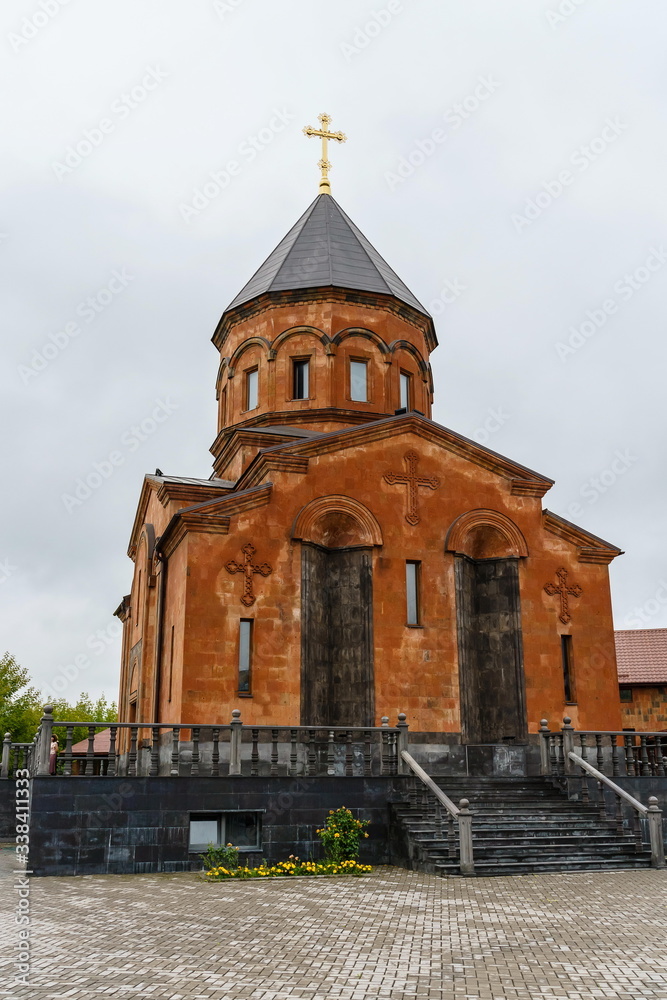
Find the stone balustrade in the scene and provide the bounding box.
[539,718,667,778]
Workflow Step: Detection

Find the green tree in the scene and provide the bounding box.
[0,652,43,744]
[51,692,118,749]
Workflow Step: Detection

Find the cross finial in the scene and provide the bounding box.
[303,112,347,195]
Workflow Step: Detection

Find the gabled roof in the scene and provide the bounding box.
[616,629,667,684]
[225,194,430,318]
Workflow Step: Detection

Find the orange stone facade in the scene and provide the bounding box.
[116,203,625,741]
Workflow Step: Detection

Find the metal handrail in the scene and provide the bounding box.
[401,750,474,875]
[569,751,665,869]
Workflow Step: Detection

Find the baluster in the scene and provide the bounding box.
[270,729,279,776]
[63,725,74,776]
[557,733,565,774]
[579,733,588,762]
[308,731,318,776]
[191,727,200,776]
[614,793,624,835]
[595,734,604,773]
[345,731,354,777]
[170,727,180,776]
[84,725,96,776]
[610,734,620,777]
[149,726,160,776]
[327,730,335,774]
[580,774,590,806]
[447,812,456,859]
[654,737,666,777]
[251,729,259,776]
[390,732,399,775]
[639,735,650,776]
[633,809,643,849]
[106,725,117,777]
[363,730,372,776]
[128,725,138,776]
[289,729,298,776]
[624,734,635,776]
[548,734,558,775]
[381,718,390,775]
[211,728,220,777]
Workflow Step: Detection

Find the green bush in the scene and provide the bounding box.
[199,842,239,872]
[316,807,370,862]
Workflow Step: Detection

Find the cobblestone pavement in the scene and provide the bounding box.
[1,846,666,1000]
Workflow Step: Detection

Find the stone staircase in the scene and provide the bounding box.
[390,775,653,876]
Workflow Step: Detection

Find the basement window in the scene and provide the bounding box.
[189,812,261,853]
[619,686,633,702]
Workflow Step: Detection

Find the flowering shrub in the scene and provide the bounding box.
[316,807,370,862]
[204,857,372,880]
[200,842,239,872]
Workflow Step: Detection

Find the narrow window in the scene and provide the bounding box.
[406,561,420,625]
[350,360,368,402]
[561,635,576,703]
[238,619,253,693]
[293,359,310,399]
[135,570,142,628]
[167,625,175,703]
[221,386,227,426]
[399,372,411,410]
[245,369,258,410]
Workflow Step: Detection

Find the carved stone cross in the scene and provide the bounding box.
[384,450,441,525]
[226,543,272,607]
[544,567,583,624]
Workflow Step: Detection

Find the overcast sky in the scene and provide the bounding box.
[2,0,666,706]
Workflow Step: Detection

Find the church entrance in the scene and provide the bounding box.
[300,543,374,727]
[455,554,527,744]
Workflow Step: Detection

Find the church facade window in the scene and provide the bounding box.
[245,368,259,411]
[238,619,253,693]
[292,358,310,399]
[399,371,411,410]
[561,634,576,703]
[406,561,421,625]
[349,359,368,402]
[188,811,261,853]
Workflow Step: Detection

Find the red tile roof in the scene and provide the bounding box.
[615,629,667,684]
[70,728,111,753]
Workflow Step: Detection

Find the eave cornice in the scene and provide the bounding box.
[157,483,273,559]
[542,510,623,564]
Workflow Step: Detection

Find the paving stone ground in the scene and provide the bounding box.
[1,844,666,1000]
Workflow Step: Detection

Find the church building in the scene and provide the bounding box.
[116,118,624,746]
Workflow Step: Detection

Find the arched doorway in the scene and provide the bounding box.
[446,510,529,744]
[293,497,383,727]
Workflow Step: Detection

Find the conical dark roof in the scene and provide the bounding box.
[225,194,430,317]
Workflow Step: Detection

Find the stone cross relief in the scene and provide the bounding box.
[226,543,273,607]
[384,450,441,525]
[544,567,583,624]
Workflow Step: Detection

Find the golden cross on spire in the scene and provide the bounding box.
[303,112,347,195]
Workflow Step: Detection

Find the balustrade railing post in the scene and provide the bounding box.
[229,710,242,776]
[647,797,665,869]
[538,720,550,775]
[562,717,575,775]
[35,705,54,776]
[396,713,409,774]
[457,798,474,876]
[1,733,11,779]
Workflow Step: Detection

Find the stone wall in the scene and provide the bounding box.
[27,775,409,877]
